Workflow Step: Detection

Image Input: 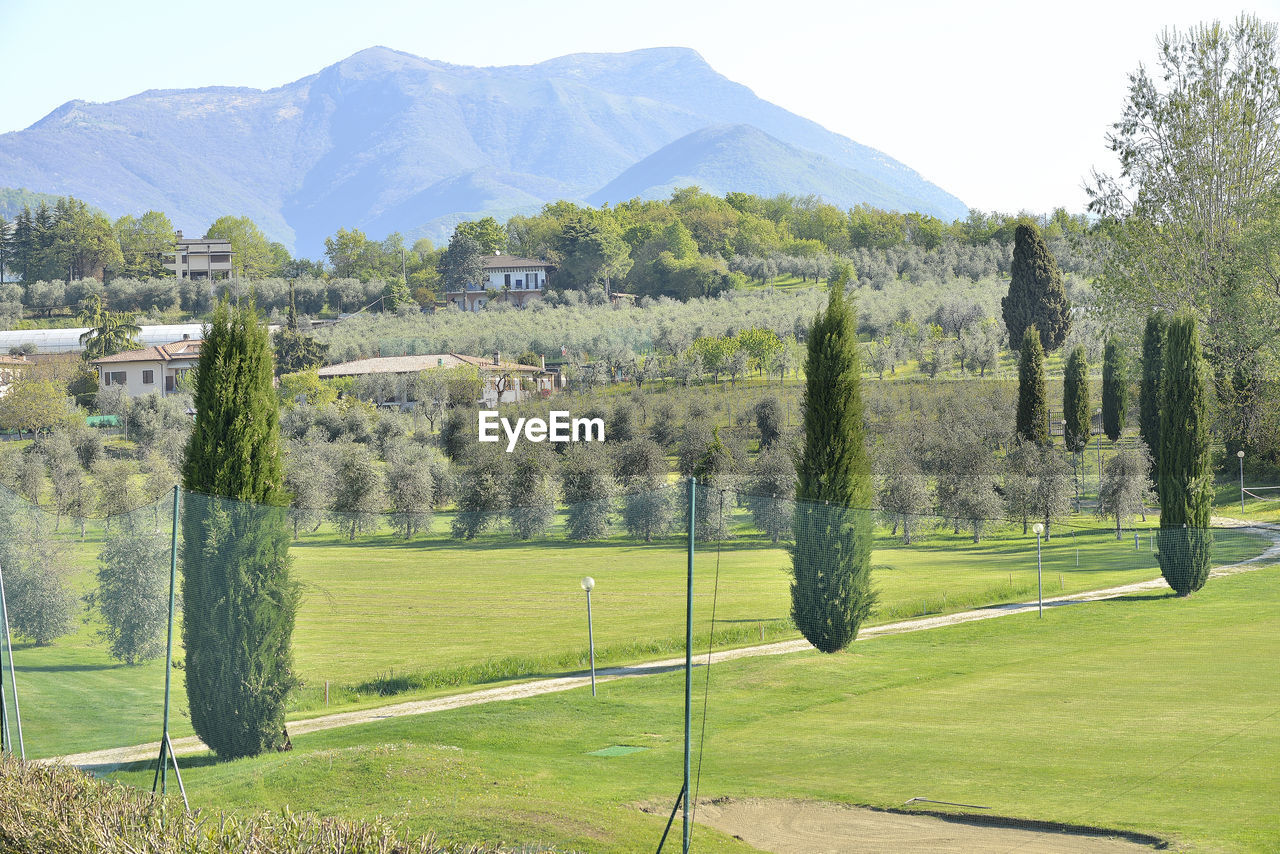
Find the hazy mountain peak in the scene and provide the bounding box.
[0,46,966,254]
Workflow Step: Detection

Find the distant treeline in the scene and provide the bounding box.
[0,188,1100,321]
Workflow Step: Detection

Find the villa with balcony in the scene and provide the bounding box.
[446,254,551,311]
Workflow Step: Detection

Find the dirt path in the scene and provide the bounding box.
[693,798,1163,853]
[49,519,1280,772]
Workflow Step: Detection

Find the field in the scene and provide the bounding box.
[102,563,1280,853]
[14,499,1271,761]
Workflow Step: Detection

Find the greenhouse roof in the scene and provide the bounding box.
[0,324,206,354]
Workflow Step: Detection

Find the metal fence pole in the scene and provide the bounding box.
[0,561,24,759]
[157,485,180,795]
[684,476,695,854]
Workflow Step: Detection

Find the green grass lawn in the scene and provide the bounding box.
[8,507,1272,760]
[105,563,1280,853]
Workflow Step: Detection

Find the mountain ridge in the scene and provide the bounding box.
[0,46,966,254]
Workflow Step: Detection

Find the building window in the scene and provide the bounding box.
[165,375,175,392]
[142,370,154,384]
[105,371,126,386]
[516,278,524,289]
[212,253,231,263]
[504,273,511,286]
[530,273,539,288]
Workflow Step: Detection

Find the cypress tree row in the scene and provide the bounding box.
[1015,326,1049,445]
[182,298,299,758]
[791,284,873,653]
[1101,339,1127,442]
[1002,222,1072,352]
[1063,346,1090,454]
[1156,313,1213,596]
[1139,313,1167,466]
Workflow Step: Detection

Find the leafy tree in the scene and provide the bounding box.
[330,442,385,540]
[455,217,507,255]
[284,439,332,539]
[1015,326,1049,444]
[272,286,329,376]
[0,378,76,435]
[1002,222,1071,351]
[553,213,632,295]
[1101,339,1127,442]
[451,446,508,539]
[877,451,930,545]
[791,284,873,653]
[614,439,673,541]
[505,446,556,540]
[87,513,170,664]
[691,427,736,541]
[1063,346,1091,454]
[439,232,483,293]
[113,211,176,278]
[78,309,141,362]
[1098,441,1156,539]
[1027,444,1075,540]
[205,216,278,278]
[1090,15,1280,379]
[754,395,785,449]
[181,298,297,759]
[0,491,77,646]
[746,443,795,543]
[560,444,615,540]
[1156,313,1213,596]
[1139,313,1167,465]
[384,443,433,539]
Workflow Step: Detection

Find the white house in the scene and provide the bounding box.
[317,352,560,407]
[91,338,202,398]
[165,231,234,280]
[446,254,551,312]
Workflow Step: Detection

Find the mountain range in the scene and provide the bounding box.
[0,46,967,256]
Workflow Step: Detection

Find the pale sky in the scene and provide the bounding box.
[2,0,1277,215]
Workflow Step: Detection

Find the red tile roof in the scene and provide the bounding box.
[91,339,202,365]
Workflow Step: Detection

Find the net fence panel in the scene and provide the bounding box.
[1,475,1277,849]
[0,484,173,762]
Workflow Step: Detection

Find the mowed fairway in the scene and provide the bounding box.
[110,564,1280,853]
[9,508,1271,759]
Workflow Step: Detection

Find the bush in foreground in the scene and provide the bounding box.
[0,755,508,854]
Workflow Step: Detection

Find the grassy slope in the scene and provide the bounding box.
[17,505,1237,760]
[108,564,1280,853]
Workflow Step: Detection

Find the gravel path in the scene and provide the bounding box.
[48,518,1280,772]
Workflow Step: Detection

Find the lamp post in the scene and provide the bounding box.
[581,576,596,697]
[1033,523,1044,618]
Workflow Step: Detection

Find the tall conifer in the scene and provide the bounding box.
[1102,339,1127,442]
[1139,314,1167,465]
[1016,326,1049,444]
[182,298,298,758]
[1002,222,1072,351]
[1156,313,1212,596]
[791,283,873,653]
[1063,346,1090,454]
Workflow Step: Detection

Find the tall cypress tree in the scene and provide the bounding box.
[1063,346,1090,454]
[1002,222,1072,352]
[1139,313,1167,465]
[1156,313,1213,596]
[791,284,873,653]
[1015,326,1049,445]
[1101,339,1127,442]
[182,298,298,758]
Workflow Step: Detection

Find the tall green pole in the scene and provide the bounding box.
[684,476,695,854]
[160,485,180,794]
[0,561,23,759]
